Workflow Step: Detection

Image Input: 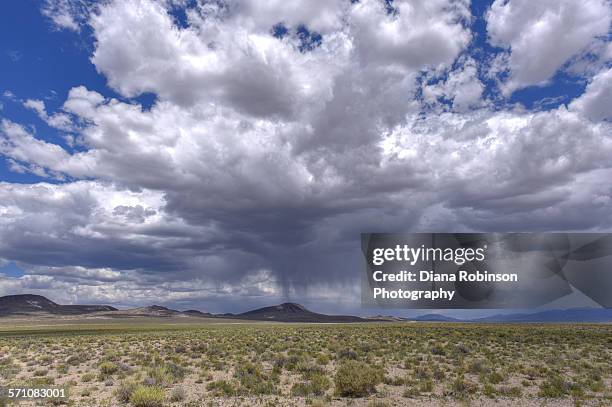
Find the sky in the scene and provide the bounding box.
[0,0,611,317]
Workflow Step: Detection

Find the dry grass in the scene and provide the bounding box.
[0,321,610,406]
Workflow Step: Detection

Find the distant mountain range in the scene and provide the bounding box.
[1,294,611,323]
[230,302,364,323]
[473,308,612,323]
[0,294,116,315]
[406,308,612,323]
[0,295,367,322]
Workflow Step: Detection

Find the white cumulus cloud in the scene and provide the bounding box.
[0,0,611,311]
[487,0,611,94]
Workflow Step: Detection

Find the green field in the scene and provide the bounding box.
[0,320,610,406]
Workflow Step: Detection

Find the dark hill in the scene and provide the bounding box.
[236,302,366,323]
[110,305,185,317]
[183,309,213,317]
[0,294,116,315]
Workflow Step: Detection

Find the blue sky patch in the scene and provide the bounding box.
[0,262,25,278]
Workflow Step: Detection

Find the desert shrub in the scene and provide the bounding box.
[81,373,95,383]
[296,362,325,380]
[468,359,488,374]
[284,354,305,371]
[0,360,20,380]
[207,380,238,396]
[273,355,287,369]
[415,365,430,380]
[25,377,55,386]
[316,353,330,365]
[115,381,138,403]
[143,366,172,387]
[403,385,420,397]
[487,371,504,384]
[539,375,583,398]
[169,386,186,402]
[337,348,358,360]
[100,362,118,375]
[334,360,383,397]
[117,362,133,374]
[130,386,164,407]
[538,376,569,398]
[66,355,82,365]
[383,375,405,386]
[234,361,276,395]
[165,362,188,382]
[497,386,522,397]
[102,350,120,362]
[455,343,470,355]
[588,379,604,392]
[39,355,53,365]
[56,364,69,375]
[419,379,433,393]
[290,373,330,396]
[33,368,48,376]
[432,366,445,381]
[430,344,446,356]
[483,383,495,398]
[446,375,476,398]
